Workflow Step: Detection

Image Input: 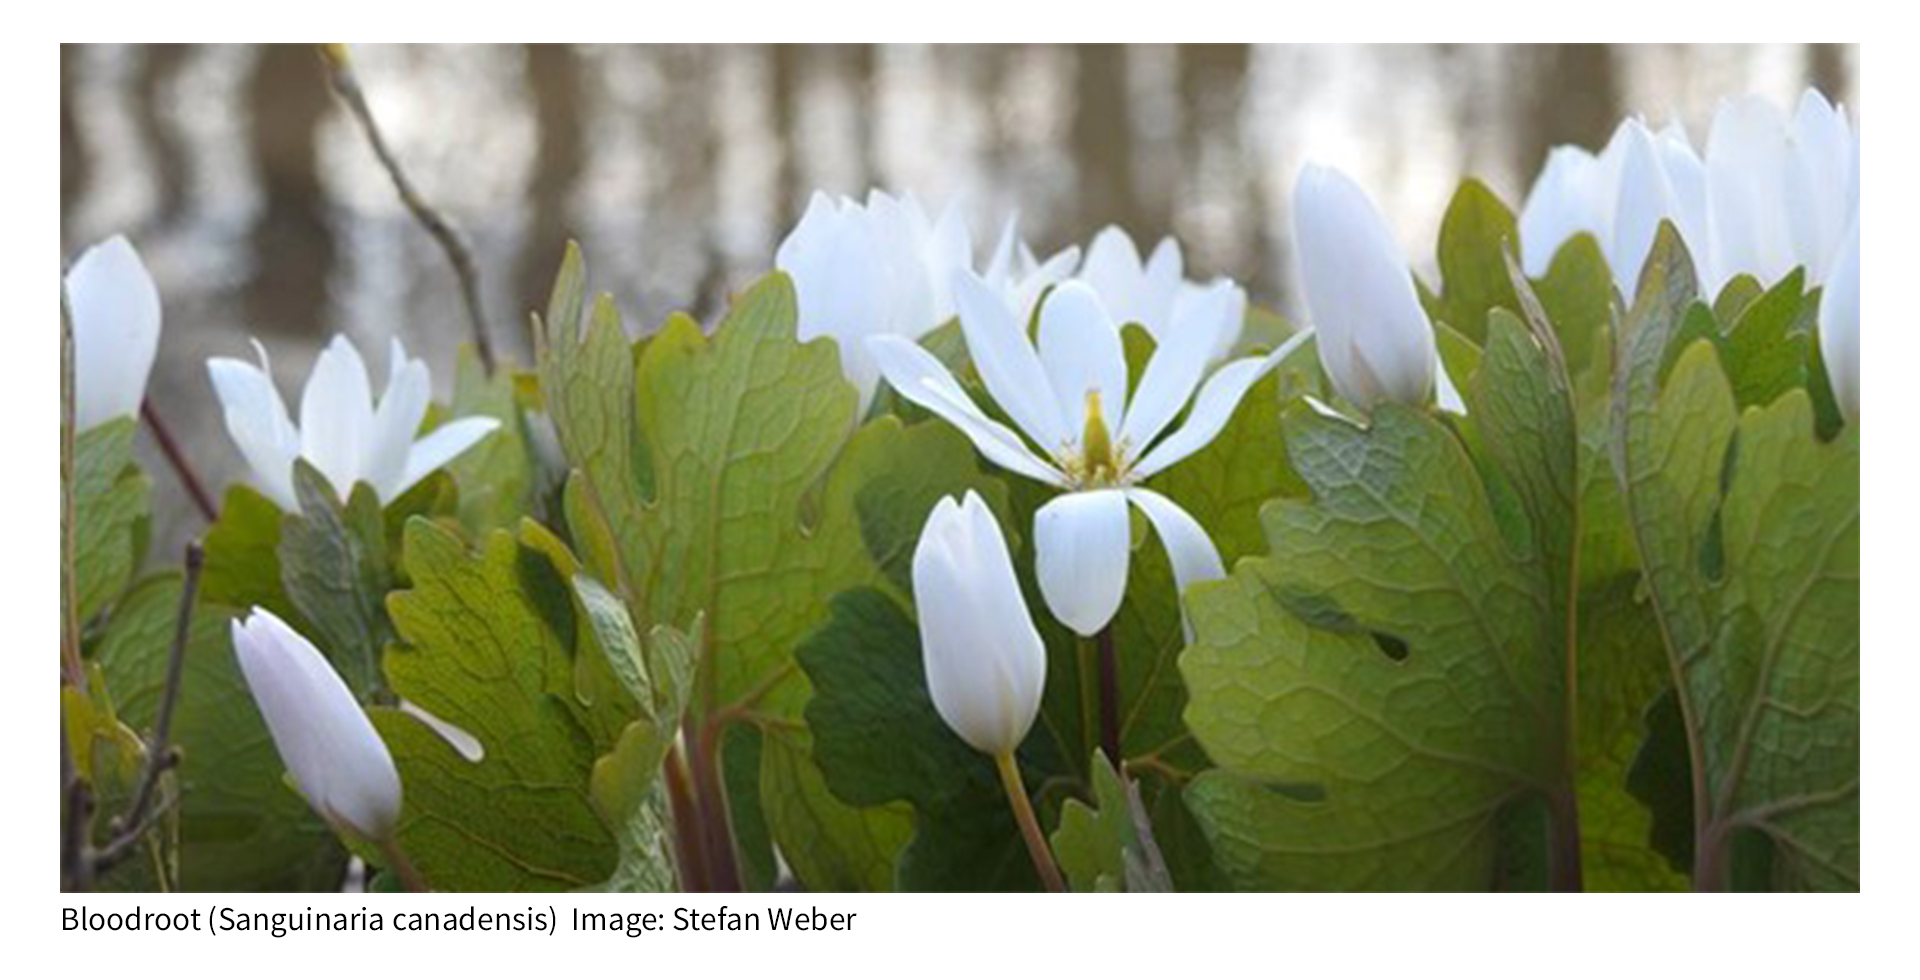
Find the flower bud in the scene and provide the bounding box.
[231,608,403,843]
[912,492,1047,756]
[1291,164,1441,411]
[64,235,161,433]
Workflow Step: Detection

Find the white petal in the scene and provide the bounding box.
[1174,277,1246,363]
[952,269,1072,451]
[208,343,301,510]
[1707,95,1797,290]
[1122,280,1234,453]
[913,492,1046,755]
[399,699,485,763]
[1292,164,1438,410]
[66,235,161,431]
[924,199,973,323]
[363,339,431,501]
[1789,89,1855,283]
[1139,236,1185,335]
[1820,215,1859,424]
[232,607,402,841]
[1034,488,1132,637]
[1035,281,1127,438]
[868,335,1067,487]
[1080,226,1146,324]
[396,416,501,500]
[1124,488,1225,640]
[1132,328,1314,479]
[1610,120,1684,295]
[777,194,890,408]
[1518,146,1606,278]
[299,336,377,497]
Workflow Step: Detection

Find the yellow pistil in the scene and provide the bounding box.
[1078,389,1118,487]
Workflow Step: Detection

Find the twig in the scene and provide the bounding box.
[60,717,94,890]
[318,43,496,374]
[141,401,219,522]
[60,284,84,688]
[91,542,201,876]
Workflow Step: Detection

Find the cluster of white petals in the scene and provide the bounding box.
[873,269,1308,638]
[777,191,1253,415]
[208,335,501,512]
[1519,87,1859,420]
[1520,89,1858,295]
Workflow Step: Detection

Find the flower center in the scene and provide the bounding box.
[1062,389,1127,489]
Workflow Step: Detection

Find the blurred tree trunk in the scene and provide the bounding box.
[1072,44,1148,241]
[769,45,803,231]
[137,44,193,230]
[246,43,333,339]
[1807,43,1850,104]
[61,47,89,220]
[516,43,584,352]
[1514,44,1620,178]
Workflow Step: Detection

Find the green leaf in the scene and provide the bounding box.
[201,484,296,619]
[71,418,150,623]
[538,259,1017,888]
[371,519,618,891]
[446,345,535,532]
[1717,270,1817,411]
[1612,229,1859,890]
[1050,751,1173,893]
[96,575,346,891]
[1423,179,1522,345]
[279,463,392,698]
[1181,309,1582,890]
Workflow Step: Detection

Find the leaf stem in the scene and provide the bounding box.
[1548,784,1584,892]
[141,400,219,522]
[660,742,711,891]
[1096,624,1122,769]
[995,751,1065,893]
[378,835,430,893]
[686,720,742,891]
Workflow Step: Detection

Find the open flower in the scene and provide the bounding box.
[64,235,161,433]
[207,335,500,512]
[1293,163,1464,414]
[1820,214,1859,424]
[913,491,1047,756]
[231,607,402,844]
[872,271,1309,637]
[776,190,971,410]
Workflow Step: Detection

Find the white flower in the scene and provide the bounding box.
[1292,164,1463,414]
[1519,118,1706,293]
[1706,89,1858,293]
[872,270,1308,637]
[913,491,1047,756]
[64,235,161,432]
[1820,214,1859,424]
[207,335,500,512]
[1521,89,1858,299]
[775,190,971,410]
[231,607,402,843]
[1077,226,1246,363]
[980,214,1081,331]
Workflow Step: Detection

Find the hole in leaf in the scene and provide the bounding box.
[1371,632,1409,662]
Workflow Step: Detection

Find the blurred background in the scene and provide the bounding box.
[60,43,1859,553]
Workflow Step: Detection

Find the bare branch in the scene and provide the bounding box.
[319,44,497,374]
